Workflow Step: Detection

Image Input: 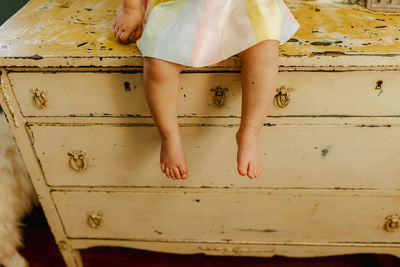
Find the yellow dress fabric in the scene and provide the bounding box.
[137,0,300,67]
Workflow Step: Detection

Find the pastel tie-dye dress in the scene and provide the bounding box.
[137,0,300,67]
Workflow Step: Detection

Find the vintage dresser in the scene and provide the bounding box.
[0,0,400,266]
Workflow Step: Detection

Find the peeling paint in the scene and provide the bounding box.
[77,42,88,47]
[36,2,58,11]
[0,0,399,65]
[234,228,277,233]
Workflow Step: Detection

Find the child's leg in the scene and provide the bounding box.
[236,40,280,179]
[143,57,188,180]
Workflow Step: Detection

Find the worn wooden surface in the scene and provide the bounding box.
[0,0,399,68]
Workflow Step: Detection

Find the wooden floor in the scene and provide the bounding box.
[19,206,400,267]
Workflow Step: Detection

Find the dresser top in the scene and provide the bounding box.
[0,0,399,69]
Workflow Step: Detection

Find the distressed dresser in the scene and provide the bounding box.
[1,0,400,266]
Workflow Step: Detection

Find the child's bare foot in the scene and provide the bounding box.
[160,134,188,180]
[236,128,263,179]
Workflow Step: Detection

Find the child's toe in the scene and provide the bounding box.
[178,165,188,179]
[256,166,262,178]
[248,163,257,178]
[169,168,177,179]
[160,162,166,172]
[172,167,181,179]
[238,162,249,176]
[166,168,173,179]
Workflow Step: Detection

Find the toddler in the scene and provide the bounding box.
[113,0,300,180]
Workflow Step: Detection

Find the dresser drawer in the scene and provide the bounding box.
[30,124,400,189]
[9,72,149,117]
[52,190,400,243]
[9,71,400,117]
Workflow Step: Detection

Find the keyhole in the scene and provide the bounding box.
[375,80,383,90]
[124,82,131,91]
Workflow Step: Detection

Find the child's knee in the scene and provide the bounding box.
[239,40,279,64]
[144,57,183,81]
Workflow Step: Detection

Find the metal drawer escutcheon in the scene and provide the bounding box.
[274,86,294,108]
[30,88,48,109]
[67,150,88,171]
[384,214,399,232]
[87,211,103,229]
[210,86,229,108]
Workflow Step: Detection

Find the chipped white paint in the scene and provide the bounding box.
[0,0,399,69]
[36,2,58,12]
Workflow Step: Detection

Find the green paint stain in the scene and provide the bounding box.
[259,229,276,233]
[321,148,330,157]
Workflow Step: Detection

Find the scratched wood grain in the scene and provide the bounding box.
[0,0,399,68]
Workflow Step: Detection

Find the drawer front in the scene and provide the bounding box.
[31,124,400,189]
[9,71,400,117]
[10,72,149,117]
[52,190,400,243]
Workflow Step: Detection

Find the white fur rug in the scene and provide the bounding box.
[0,112,38,267]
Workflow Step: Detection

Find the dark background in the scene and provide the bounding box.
[0,0,29,26]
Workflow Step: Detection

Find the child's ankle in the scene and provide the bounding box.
[160,131,181,141]
[237,125,261,137]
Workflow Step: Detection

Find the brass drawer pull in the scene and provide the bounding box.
[274,86,293,108]
[67,150,88,171]
[87,211,103,229]
[30,88,48,108]
[384,214,399,232]
[210,86,228,108]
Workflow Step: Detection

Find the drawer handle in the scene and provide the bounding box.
[210,86,229,108]
[87,211,103,229]
[274,86,293,108]
[29,88,48,109]
[384,214,399,232]
[67,150,88,171]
